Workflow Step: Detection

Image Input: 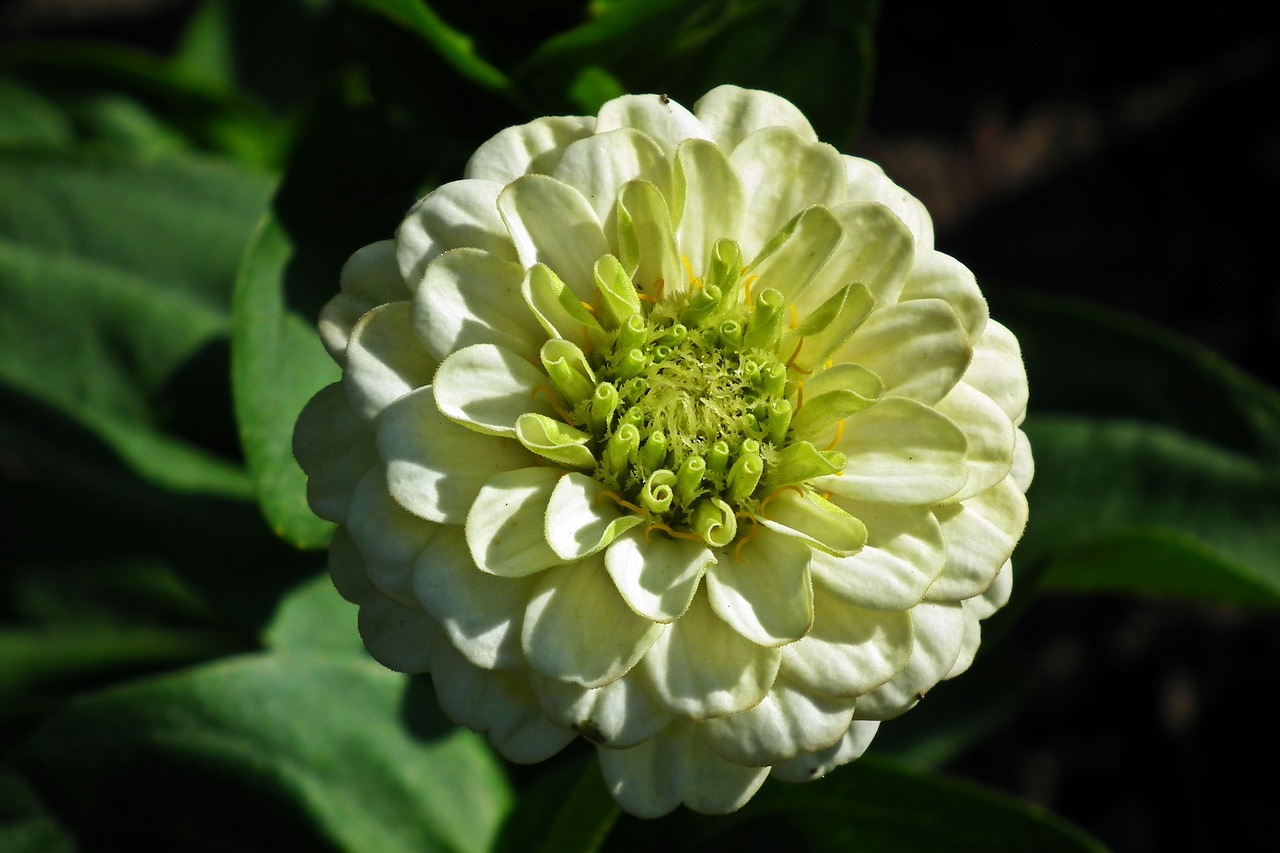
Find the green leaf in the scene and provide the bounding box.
[263,571,364,655]
[12,654,513,853]
[0,149,274,498]
[232,216,340,548]
[0,773,75,853]
[621,755,1107,852]
[346,0,513,93]
[0,76,73,147]
[1023,417,1280,609]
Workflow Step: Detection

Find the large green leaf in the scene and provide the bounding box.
[996,289,1280,609]
[616,755,1107,852]
[12,654,513,852]
[0,773,75,853]
[232,216,340,548]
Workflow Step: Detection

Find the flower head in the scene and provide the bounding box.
[294,86,1032,817]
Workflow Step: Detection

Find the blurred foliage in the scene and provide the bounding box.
[0,0,1275,850]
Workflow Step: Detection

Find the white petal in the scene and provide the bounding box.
[433,343,557,436]
[935,382,1016,502]
[693,84,818,151]
[412,525,538,671]
[926,476,1028,602]
[801,202,915,313]
[835,298,971,405]
[498,174,610,300]
[357,590,436,674]
[379,385,534,524]
[747,205,842,306]
[605,529,714,622]
[428,630,575,764]
[853,601,967,720]
[815,398,968,504]
[319,241,409,362]
[616,180,684,299]
[944,608,983,680]
[598,721,768,817]
[731,127,847,260]
[810,500,947,611]
[595,93,711,158]
[754,489,867,557]
[530,670,672,749]
[395,179,517,287]
[843,155,934,252]
[699,676,855,767]
[464,114,594,183]
[672,138,745,277]
[780,594,912,698]
[293,383,378,524]
[346,469,438,606]
[465,466,564,577]
[521,556,663,688]
[964,319,1029,424]
[1011,428,1034,491]
[967,559,1014,620]
[900,250,988,342]
[550,127,670,234]
[770,720,881,782]
[414,247,545,365]
[640,590,781,721]
[705,532,814,646]
[328,526,374,604]
[343,301,437,420]
[545,472,647,561]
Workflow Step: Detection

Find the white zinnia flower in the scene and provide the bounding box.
[294,86,1032,817]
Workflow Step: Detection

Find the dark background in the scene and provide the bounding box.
[3,2,1277,850]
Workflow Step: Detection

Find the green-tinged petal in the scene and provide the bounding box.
[616,180,684,299]
[835,298,971,405]
[412,525,537,671]
[414,247,545,365]
[593,253,642,326]
[357,590,436,674]
[1011,428,1034,491]
[463,114,595,183]
[395,179,517,287]
[605,529,714,622]
[319,241,409,362]
[900,249,988,341]
[595,93,711,158]
[770,720,880,782]
[780,594,912,698]
[522,263,606,353]
[498,174,609,299]
[815,398,968,504]
[754,489,867,556]
[730,127,846,260]
[428,629,575,764]
[699,675,855,767]
[803,361,884,400]
[693,84,818,151]
[598,721,769,818]
[789,366,880,440]
[747,206,842,305]
[802,201,915,312]
[530,671,672,749]
[852,602,966,720]
[782,282,876,376]
[811,500,947,611]
[343,301,437,420]
[672,138,745,278]
[521,556,663,688]
[550,127,671,233]
[545,472,646,560]
[347,469,439,606]
[515,413,596,470]
[964,319,1029,424]
[434,343,557,436]
[935,382,1016,501]
[843,155,934,252]
[926,476,1027,602]
[293,383,377,524]
[640,589,781,721]
[705,531,814,646]
[465,467,564,577]
[380,386,533,524]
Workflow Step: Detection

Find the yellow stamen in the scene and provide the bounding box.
[680,255,703,289]
[644,521,703,542]
[732,512,760,561]
[824,358,834,369]
[579,300,597,315]
[530,385,574,423]
[826,419,845,451]
[759,484,806,517]
[789,304,799,330]
[786,338,813,374]
[820,491,833,501]
[742,274,758,308]
[597,490,650,516]
[794,379,805,412]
